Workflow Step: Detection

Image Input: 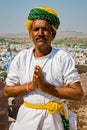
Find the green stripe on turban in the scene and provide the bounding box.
[26,7,60,32]
[28,8,60,30]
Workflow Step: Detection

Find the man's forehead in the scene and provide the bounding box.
[32,20,51,27]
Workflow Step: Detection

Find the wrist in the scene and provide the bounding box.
[26,82,32,93]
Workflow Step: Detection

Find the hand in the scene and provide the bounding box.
[26,79,37,92]
[31,74,38,90]
[33,65,46,91]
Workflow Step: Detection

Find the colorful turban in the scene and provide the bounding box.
[26,7,60,32]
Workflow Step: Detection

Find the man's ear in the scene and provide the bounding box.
[29,32,32,41]
[52,30,56,39]
[51,29,56,41]
[28,33,32,43]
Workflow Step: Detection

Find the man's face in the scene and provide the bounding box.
[29,20,54,48]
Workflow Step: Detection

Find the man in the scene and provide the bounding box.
[4,7,83,130]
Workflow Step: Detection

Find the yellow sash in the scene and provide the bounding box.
[23,101,68,120]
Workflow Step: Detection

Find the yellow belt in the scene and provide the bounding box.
[23,101,68,120]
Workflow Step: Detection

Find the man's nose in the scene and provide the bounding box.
[38,28,44,35]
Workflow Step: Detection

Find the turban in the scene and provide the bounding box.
[26,7,60,32]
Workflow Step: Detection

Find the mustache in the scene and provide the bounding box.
[36,36,46,41]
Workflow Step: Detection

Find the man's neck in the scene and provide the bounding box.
[33,46,52,58]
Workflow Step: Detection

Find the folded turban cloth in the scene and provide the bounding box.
[26,7,60,32]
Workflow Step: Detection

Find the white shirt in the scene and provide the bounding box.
[7,47,79,130]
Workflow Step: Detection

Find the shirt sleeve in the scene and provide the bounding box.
[6,53,20,86]
[61,51,80,85]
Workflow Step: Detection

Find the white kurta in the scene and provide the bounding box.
[6,47,80,130]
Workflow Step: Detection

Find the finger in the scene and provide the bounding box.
[34,65,42,71]
[33,73,38,81]
[34,67,42,76]
[34,66,44,83]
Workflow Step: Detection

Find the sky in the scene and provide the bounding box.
[0,0,87,34]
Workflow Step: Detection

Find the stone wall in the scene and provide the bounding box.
[68,65,87,130]
[0,79,9,130]
[68,95,87,130]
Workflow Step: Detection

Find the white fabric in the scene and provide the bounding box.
[6,47,80,130]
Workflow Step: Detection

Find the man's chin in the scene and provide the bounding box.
[36,42,46,46]
[36,43,51,50]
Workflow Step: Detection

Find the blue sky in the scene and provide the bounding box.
[0,0,87,34]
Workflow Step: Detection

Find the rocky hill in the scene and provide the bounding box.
[0,31,87,39]
[55,31,87,39]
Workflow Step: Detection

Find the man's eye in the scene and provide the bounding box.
[32,28,39,31]
[43,28,49,31]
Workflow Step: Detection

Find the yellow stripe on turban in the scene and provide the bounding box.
[26,6,60,32]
